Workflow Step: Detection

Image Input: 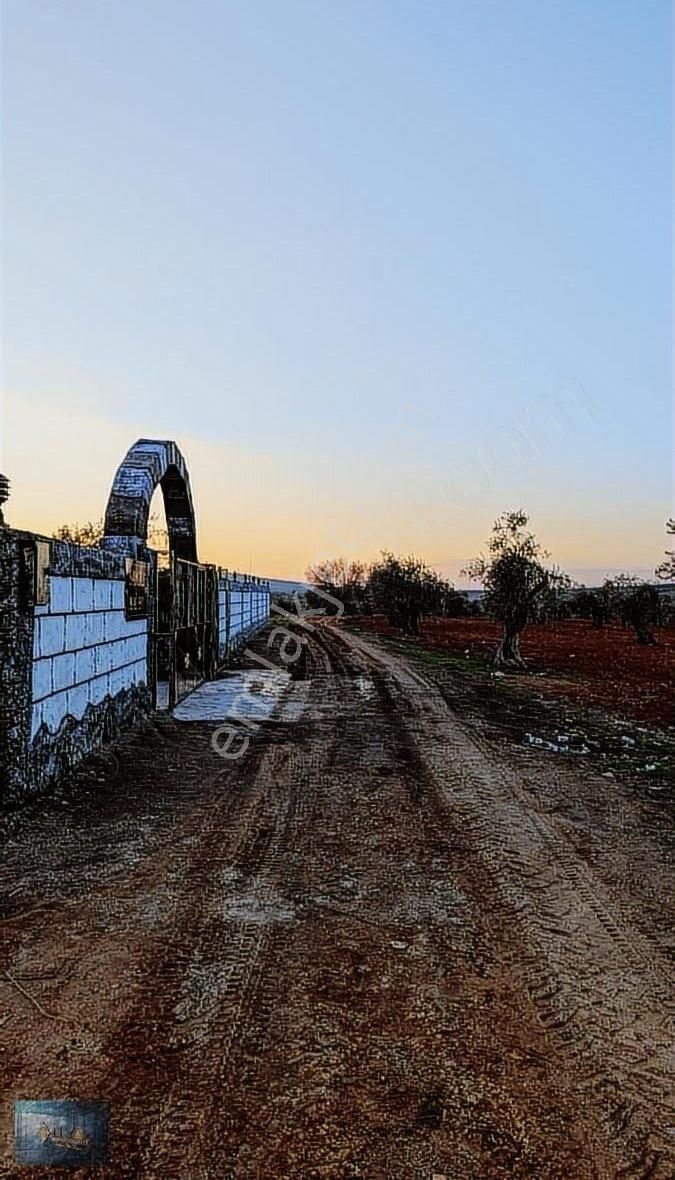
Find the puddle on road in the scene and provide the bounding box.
[172,671,290,722]
[172,667,374,725]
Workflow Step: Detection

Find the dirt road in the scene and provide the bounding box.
[1,623,673,1178]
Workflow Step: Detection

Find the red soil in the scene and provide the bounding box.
[353,617,675,729]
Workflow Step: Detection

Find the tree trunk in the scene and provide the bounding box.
[494,626,526,669]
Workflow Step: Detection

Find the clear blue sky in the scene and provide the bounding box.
[2,0,672,581]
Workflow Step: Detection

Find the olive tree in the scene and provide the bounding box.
[463,510,568,669]
[604,573,661,645]
[367,551,453,635]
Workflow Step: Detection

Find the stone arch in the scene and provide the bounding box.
[102,439,198,562]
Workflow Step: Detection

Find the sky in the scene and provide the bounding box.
[1,0,672,584]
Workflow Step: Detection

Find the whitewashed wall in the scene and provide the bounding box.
[218,576,270,660]
[31,575,148,738]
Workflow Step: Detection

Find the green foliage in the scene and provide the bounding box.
[463,510,569,667]
[368,551,457,635]
[573,585,613,627]
[306,551,464,632]
[602,574,662,644]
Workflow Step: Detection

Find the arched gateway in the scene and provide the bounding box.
[0,439,270,798]
[102,439,198,562]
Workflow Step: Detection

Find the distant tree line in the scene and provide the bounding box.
[573,576,666,645]
[305,553,473,636]
[306,512,675,670]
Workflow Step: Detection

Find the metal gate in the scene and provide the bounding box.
[153,557,219,710]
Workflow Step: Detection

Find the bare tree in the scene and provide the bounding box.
[463,510,568,669]
[305,557,368,614]
[53,513,169,553]
[53,519,105,547]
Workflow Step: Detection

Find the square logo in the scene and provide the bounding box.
[14,1100,110,1167]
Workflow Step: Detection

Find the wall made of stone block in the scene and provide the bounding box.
[2,525,271,799]
[31,575,149,741]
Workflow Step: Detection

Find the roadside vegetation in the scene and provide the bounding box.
[306,510,674,662]
[305,552,471,636]
[305,511,675,791]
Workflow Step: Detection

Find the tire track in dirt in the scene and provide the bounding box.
[2,623,671,1178]
[0,708,311,1178]
[340,625,675,1178]
[218,626,608,1178]
[115,737,311,1177]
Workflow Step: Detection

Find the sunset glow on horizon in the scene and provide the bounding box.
[2,2,671,584]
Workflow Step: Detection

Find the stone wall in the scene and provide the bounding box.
[0,530,152,800]
[1,530,270,801]
[0,529,35,799]
[27,541,152,795]
[32,576,149,741]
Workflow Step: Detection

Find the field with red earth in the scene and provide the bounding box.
[348,617,675,790]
